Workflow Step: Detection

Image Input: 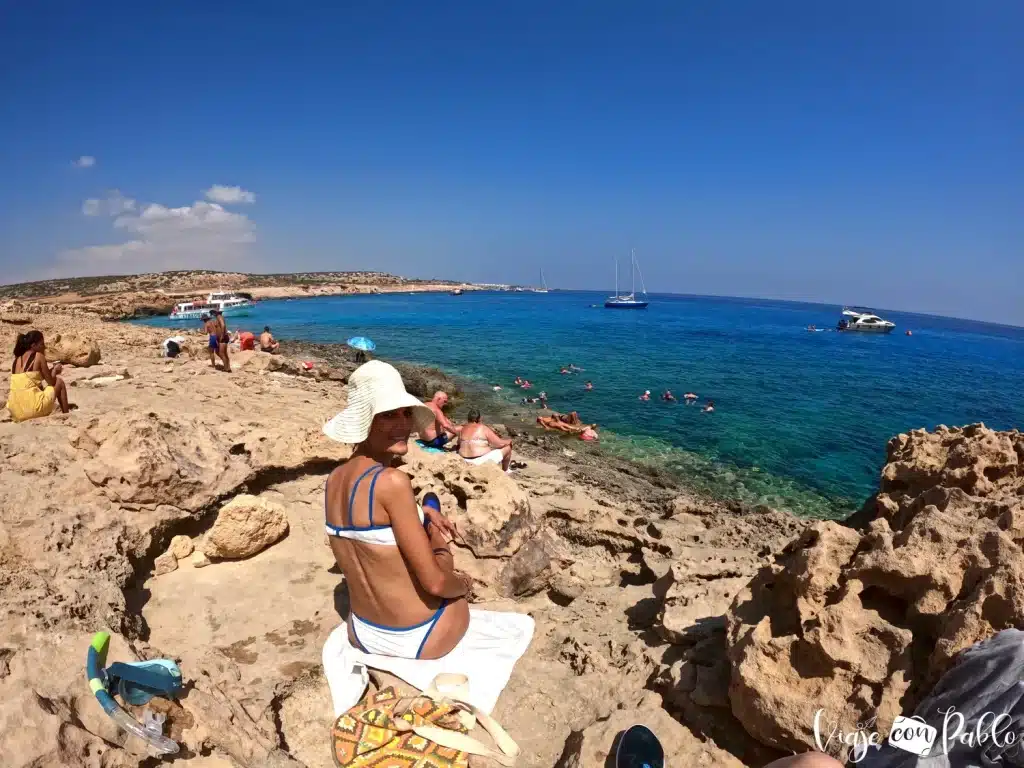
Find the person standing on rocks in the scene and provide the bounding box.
[202,313,220,369]
[322,361,470,659]
[211,309,231,373]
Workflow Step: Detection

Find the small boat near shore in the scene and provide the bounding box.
[837,307,895,333]
[168,291,256,321]
[450,288,464,296]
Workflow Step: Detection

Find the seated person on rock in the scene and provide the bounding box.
[420,390,462,449]
[7,330,70,421]
[323,361,471,660]
[457,408,513,471]
[259,326,280,354]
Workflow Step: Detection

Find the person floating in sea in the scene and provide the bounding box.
[492,385,502,391]
[703,400,715,413]
[520,380,532,390]
[7,330,71,421]
[259,326,280,354]
[584,381,594,391]
[568,363,584,372]
[559,367,571,375]
[513,376,523,386]
[683,392,698,403]
[906,330,913,336]
[661,390,677,402]
[639,390,651,401]
[806,324,817,331]
[420,391,463,449]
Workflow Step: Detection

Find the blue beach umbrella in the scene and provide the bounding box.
[347,336,376,352]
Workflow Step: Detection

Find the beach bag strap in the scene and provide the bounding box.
[392,678,520,766]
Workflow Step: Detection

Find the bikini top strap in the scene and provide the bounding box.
[346,463,382,527]
[366,466,384,526]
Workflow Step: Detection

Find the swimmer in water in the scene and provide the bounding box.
[560,368,570,375]
[521,380,532,389]
[584,381,593,391]
[703,400,715,413]
[639,390,651,402]
[514,376,523,386]
[683,392,698,403]
[661,390,677,402]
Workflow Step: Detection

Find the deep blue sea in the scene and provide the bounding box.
[137,292,1024,518]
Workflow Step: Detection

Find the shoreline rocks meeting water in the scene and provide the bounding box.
[1,306,1021,767]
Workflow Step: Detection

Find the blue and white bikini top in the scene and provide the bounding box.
[325,463,424,546]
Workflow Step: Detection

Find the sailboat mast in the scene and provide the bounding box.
[631,249,635,297]
[614,254,618,298]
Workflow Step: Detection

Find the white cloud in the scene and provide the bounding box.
[204,185,256,204]
[82,190,136,217]
[73,155,96,168]
[61,192,256,274]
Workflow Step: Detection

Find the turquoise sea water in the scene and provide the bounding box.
[137,292,1024,518]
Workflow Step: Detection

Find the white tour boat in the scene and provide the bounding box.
[837,307,896,334]
[168,291,256,321]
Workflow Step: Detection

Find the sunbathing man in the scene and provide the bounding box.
[259,326,280,354]
[322,361,470,659]
[420,391,462,449]
[458,408,513,471]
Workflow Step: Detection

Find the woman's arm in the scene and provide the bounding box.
[380,470,468,599]
[36,352,58,387]
[484,426,512,449]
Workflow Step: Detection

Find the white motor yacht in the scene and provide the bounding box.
[837,307,895,334]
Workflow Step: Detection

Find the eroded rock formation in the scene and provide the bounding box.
[725,424,1024,755]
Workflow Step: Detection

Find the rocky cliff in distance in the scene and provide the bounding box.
[724,424,1023,756]
[0,269,483,321]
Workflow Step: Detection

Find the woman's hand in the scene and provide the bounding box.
[51,363,63,376]
[425,506,459,542]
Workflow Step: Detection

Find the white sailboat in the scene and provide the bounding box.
[534,268,549,294]
[605,249,649,309]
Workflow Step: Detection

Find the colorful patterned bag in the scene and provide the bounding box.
[331,676,519,768]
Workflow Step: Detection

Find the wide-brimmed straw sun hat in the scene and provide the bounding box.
[323,360,435,444]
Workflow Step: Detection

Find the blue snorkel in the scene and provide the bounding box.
[86,631,181,755]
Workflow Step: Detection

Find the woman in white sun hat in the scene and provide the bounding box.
[322,360,471,659]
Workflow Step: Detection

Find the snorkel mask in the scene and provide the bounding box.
[85,631,181,755]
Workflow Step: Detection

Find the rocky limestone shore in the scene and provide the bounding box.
[1,308,1019,767]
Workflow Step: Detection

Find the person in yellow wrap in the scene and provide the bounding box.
[7,330,70,422]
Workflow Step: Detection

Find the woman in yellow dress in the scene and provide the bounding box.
[7,330,70,422]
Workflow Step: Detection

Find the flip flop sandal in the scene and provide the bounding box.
[616,724,664,768]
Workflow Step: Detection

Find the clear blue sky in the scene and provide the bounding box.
[2,2,1021,324]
